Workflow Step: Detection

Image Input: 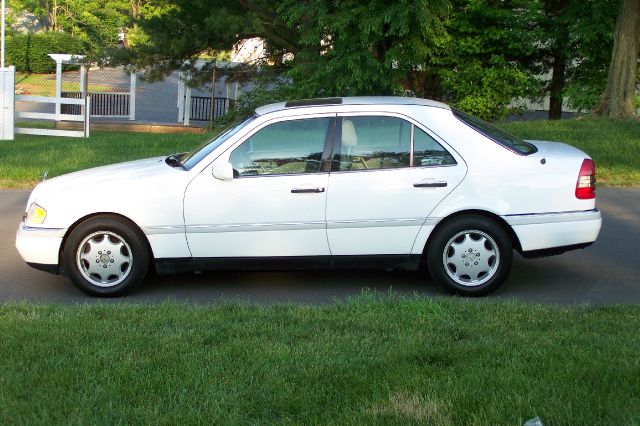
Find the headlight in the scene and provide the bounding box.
[25,203,47,225]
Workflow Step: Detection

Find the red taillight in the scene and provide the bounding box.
[575,159,596,199]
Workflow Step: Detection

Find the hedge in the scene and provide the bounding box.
[7,32,88,74]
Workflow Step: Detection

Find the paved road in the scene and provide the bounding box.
[1,188,638,305]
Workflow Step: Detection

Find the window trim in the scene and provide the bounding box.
[409,124,415,167]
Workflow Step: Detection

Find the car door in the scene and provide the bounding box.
[183,115,335,258]
[326,114,467,255]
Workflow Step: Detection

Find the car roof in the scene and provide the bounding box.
[254,96,451,116]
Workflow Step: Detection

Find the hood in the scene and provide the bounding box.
[36,156,175,193]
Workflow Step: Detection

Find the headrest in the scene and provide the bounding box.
[342,120,358,148]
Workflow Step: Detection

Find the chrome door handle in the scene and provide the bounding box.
[291,187,326,193]
[413,181,447,188]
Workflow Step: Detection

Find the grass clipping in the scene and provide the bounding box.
[367,391,453,424]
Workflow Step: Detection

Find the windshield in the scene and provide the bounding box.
[181,115,257,170]
[452,109,537,155]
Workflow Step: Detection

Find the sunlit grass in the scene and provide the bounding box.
[15,72,113,96]
[0,117,638,188]
[501,118,640,186]
[0,131,210,188]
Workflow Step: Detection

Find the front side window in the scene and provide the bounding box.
[230,117,330,177]
[334,116,455,171]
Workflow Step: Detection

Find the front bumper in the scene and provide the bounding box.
[15,224,66,267]
[505,209,602,252]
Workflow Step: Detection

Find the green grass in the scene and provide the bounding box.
[16,72,113,96]
[0,131,210,188]
[0,117,638,188]
[0,295,638,424]
[501,118,640,186]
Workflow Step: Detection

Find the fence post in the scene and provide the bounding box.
[84,95,91,138]
[0,65,14,140]
[177,70,185,123]
[55,60,62,117]
[208,67,216,131]
[129,71,136,121]
[183,84,191,126]
[80,65,87,99]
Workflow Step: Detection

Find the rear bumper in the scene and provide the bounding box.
[15,224,65,267]
[505,209,602,252]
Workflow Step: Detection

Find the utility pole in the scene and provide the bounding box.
[1,0,6,68]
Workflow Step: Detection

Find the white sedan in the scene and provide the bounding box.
[16,97,601,297]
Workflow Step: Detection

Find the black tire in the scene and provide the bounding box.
[63,216,149,297]
[426,215,512,296]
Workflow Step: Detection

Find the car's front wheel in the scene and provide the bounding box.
[427,215,513,296]
[63,216,149,297]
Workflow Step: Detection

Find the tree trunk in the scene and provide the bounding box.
[544,0,570,120]
[594,0,640,118]
[548,41,567,120]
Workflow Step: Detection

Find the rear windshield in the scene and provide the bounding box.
[452,109,537,155]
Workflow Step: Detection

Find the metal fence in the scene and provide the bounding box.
[14,65,244,129]
[190,96,235,121]
[61,91,130,117]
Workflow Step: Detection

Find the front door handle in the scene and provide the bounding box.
[291,187,326,193]
[413,180,447,188]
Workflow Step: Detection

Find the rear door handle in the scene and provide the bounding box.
[413,180,447,188]
[291,187,326,193]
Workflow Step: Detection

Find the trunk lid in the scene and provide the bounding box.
[525,140,591,159]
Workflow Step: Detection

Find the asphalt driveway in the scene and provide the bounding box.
[1,187,638,305]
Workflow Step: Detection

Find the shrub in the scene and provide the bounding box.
[439,57,540,121]
[7,32,88,73]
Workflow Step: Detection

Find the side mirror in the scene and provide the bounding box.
[211,162,234,181]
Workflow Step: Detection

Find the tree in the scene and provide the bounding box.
[7,0,165,54]
[279,0,450,97]
[562,0,619,113]
[594,0,640,118]
[127,0,450,98]
[119,0,265,79]
[118,0,620,120]
[436,0,541,120]
[540,0,571,120]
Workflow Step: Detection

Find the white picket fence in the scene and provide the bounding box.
[15,94,91,138]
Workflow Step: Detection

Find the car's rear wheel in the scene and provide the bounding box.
[63,216,149,297]
[427,215,512,296]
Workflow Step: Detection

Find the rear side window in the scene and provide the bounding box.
[338,116,411,170]
[453,109,537,155]
[334,116,456,171]
[414,126,457,167]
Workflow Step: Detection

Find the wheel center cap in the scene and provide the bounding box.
[99,254,111,264]
[462,249,481,267]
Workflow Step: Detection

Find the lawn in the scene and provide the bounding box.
[16,72,113,96]
[0,117,638,188]
[501,117,640,186]
[0,131,209,188]
[0,296,638,424]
